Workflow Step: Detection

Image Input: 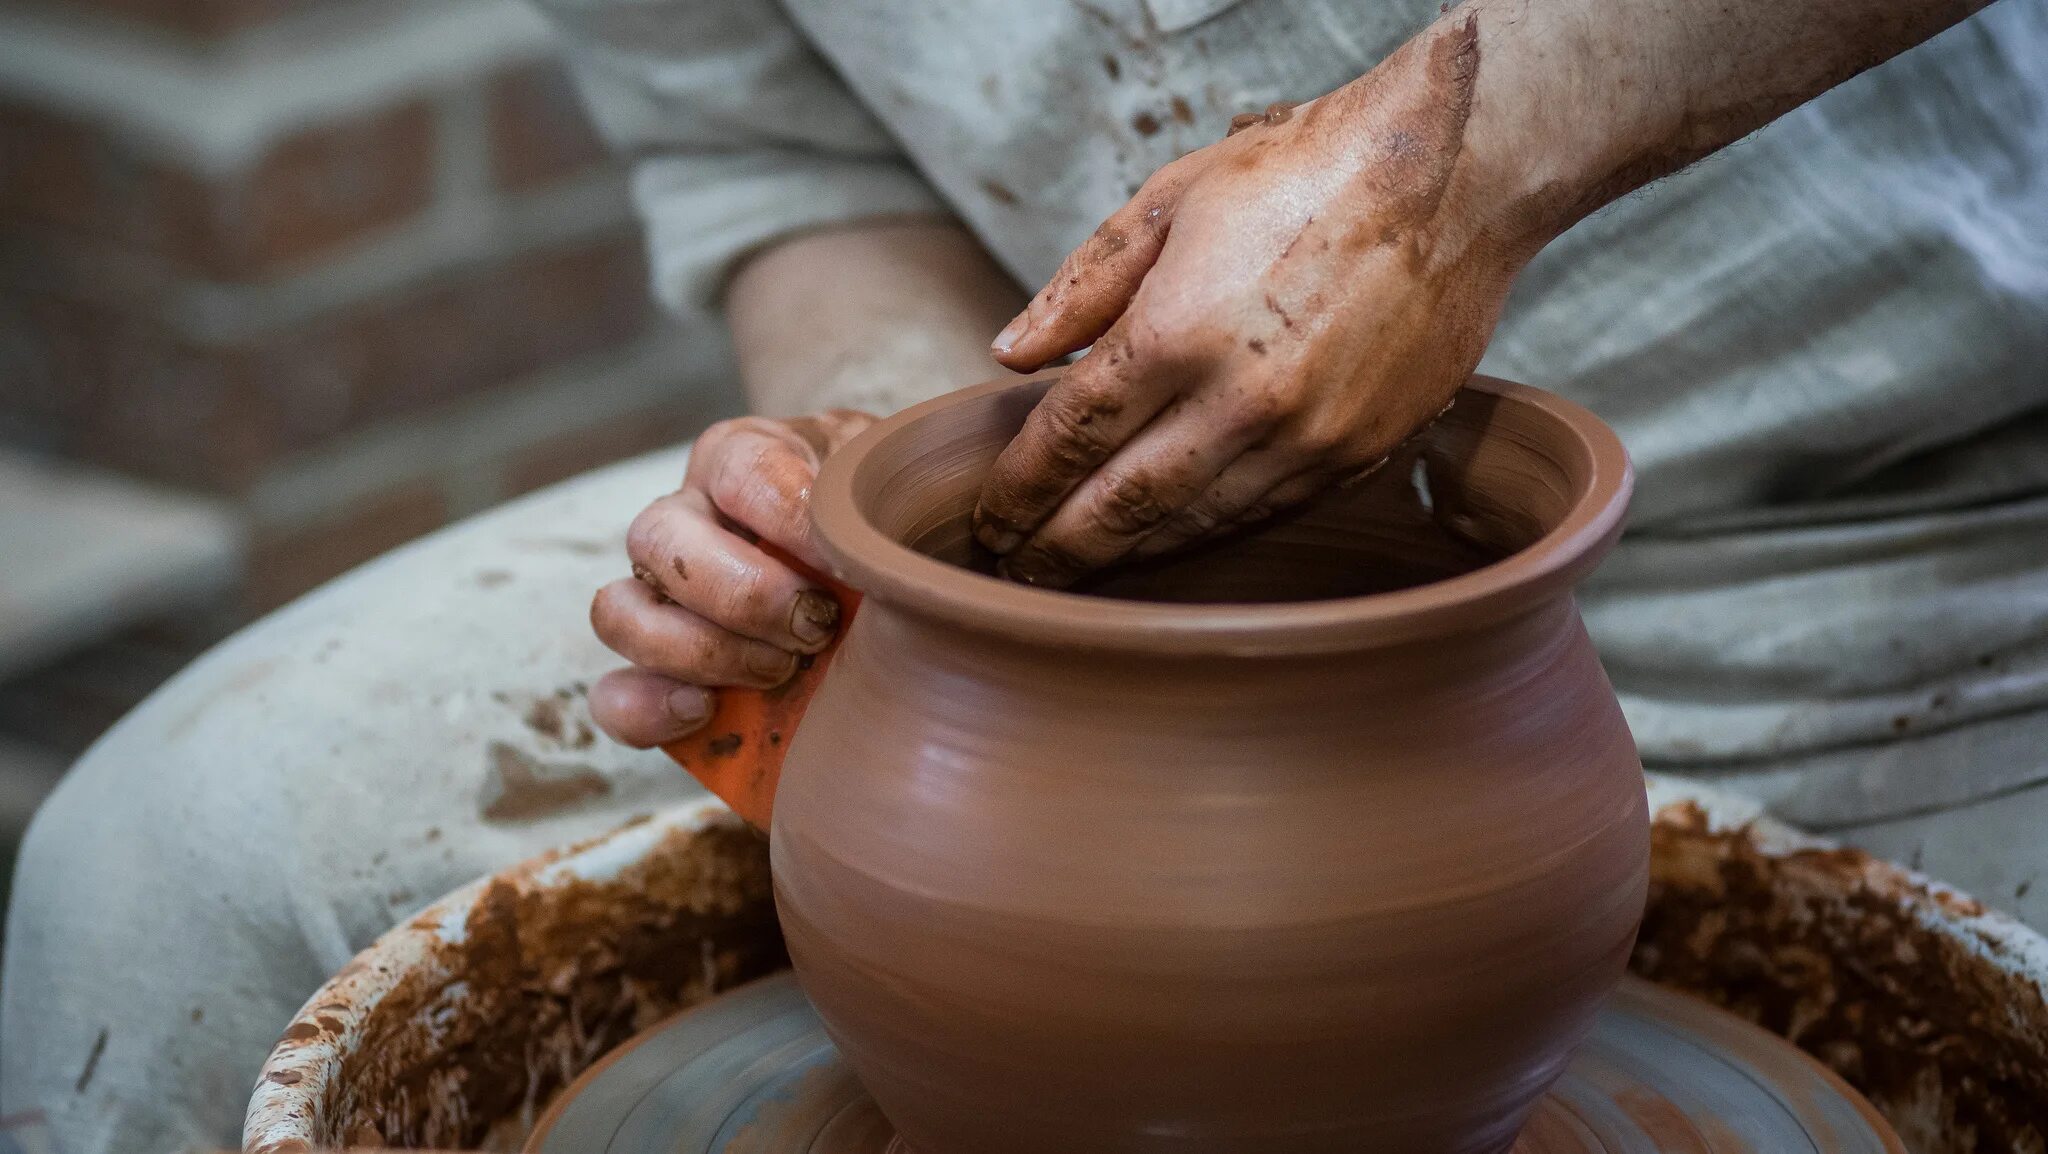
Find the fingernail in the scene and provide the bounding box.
[999,550,1070,589]
[790,590,840,649]
[974,521,1024,555]
[665,686,712,734]
[992,312,1029,354]
[743,641,798,684]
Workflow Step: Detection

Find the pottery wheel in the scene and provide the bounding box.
[527,972,1901,1154]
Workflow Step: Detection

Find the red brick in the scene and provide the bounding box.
[0,106,108,236]
[244,481,448,611]
[0,293,100,439]
[500,401,707,496]
[324,231,656,424]
[0,96,435,279]
[488,62,612,191]
[178,100,436,276]
[25,230,658,489]
[17,0,323,39]
[23,297,287,487]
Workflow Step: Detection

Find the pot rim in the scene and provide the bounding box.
[810,373,1633,654]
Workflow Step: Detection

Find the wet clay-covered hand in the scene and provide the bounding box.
[973,17,1528,586]
[589,410,875,747]
[976,0,1986,586]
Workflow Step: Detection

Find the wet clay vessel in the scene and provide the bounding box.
[685,373,1648,1153]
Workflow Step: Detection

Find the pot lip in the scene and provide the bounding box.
[811,373,1633,655]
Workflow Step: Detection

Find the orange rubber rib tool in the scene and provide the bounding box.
[660,544,860,829]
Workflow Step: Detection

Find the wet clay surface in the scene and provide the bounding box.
[247,819,784,1154]
[526,971,1903,1154]
[1635,802,2048,1154]
[763,376,1646,1152]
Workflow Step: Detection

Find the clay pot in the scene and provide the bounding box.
[765,373,1645,1153]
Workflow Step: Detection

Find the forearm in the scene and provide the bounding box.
[727,218,1028,417]
[1452,0,1988,245]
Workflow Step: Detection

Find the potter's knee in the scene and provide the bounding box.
[8,773,150,955]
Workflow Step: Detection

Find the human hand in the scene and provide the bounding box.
[973,14,1544,588]
[589,410,876,747]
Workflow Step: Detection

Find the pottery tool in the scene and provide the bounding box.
[659,544,857,829]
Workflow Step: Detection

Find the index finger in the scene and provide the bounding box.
[991,159,1196,371]
[688,420,828,569]
[971,321,1180,556]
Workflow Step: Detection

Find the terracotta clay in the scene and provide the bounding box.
[751,372,1649,1153]
[525,970,1907,1154]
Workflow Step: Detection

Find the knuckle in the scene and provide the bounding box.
[974,483,1026,531]
[687,420,749,477]
[713,564,772,627]
[1089,472,1174,538]
[689,630,731,677]
[730,445,807,526]
[1220,392,1286,440]
[1141,153,1199,198]
[1293,420,1350,458]
[1122,306,1219,371]
[623,505,667,565]
[707,440,765,506]
[1038,394,1124,466]
[1236,501,1279,525]
[1117,313,1178,365]
[693,420,738,456]
[1171,497,1228,538]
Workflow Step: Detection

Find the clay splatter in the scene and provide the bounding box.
[74,1028,108,1093]
[478,742,609,822]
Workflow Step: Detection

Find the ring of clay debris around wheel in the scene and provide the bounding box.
[242,778,2048,1154]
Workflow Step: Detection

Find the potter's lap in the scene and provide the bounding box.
[0,445,706,1154]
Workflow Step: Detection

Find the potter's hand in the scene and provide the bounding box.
[976,0,1985,587]
[589,410,875,747]
[972,16,1528,588]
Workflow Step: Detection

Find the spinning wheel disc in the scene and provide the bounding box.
[528,972,1902,1153]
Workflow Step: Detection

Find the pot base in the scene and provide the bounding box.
[525,971,1901,1154]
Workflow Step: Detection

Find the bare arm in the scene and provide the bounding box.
[1470,0,1986,226]
[975,0,1991,585]
[728,218,1025,417]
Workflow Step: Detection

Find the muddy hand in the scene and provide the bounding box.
[974,14,1544,589]
[589,410,876,748]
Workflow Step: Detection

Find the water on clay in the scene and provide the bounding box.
[526,971,1905,1154]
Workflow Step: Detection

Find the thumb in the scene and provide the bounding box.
[991,158,1199,371]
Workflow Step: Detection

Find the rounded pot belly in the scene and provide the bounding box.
[772,599,1648,1154]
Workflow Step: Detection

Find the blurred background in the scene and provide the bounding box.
[0,0,740,934]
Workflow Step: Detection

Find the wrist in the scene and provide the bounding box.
[1425,0,1654,259]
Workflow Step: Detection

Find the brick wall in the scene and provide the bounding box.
[0,0,739,619]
